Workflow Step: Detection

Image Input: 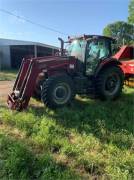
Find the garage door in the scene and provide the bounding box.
[10,45,34,68]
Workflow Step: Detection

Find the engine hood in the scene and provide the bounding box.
[32,55,77,71]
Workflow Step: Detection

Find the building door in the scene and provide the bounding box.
[10,45,34,68]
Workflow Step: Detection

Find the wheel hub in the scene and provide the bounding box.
[105,73,120,94]
[55,86,67,99]
[106,78,116,90]
[53,83,71,104]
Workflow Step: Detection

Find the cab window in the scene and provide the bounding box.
[85,39,110,75]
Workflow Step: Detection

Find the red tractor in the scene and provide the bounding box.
[7,35,134,110]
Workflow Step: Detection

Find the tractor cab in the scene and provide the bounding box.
[60,35,115,75]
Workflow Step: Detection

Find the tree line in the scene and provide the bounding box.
[103,0,134,46]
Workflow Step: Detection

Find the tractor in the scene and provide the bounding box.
[7,35,133,110]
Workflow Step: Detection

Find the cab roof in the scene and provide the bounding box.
[68,34,114,42]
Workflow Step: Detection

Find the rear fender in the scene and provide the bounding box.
[95,59,123,77]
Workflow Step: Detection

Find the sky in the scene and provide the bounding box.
[0,0,129,47]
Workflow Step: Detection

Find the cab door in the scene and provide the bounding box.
[85,39,111,75]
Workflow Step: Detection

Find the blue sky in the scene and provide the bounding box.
[0,0,129,47]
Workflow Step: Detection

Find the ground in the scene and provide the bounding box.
[0,81,14,98]
[0,70,134,180]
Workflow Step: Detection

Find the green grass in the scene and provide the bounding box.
[0,69,17,81]
[0,70,134,179]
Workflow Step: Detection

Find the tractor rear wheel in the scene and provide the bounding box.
[41,75,75,108]
[96,66,124,100]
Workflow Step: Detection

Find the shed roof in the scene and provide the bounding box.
[0,38,59,49]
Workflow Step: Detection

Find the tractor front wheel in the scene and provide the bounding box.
[96,66,124,100]
[41,75,75,108]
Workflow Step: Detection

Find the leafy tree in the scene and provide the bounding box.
[103,21,133,46]
[128,0,134,24]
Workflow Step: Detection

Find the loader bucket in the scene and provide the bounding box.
[7,93,16,110]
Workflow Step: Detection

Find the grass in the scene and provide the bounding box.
[0,69,17,81]
[0,70,134,179]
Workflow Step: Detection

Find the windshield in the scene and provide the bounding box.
[66,39,86,61]
[87,39,110,59]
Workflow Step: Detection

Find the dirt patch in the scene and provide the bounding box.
[0,81,14,102]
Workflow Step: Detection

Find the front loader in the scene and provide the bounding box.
[7,35,133,111]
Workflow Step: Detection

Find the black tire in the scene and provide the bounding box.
[32,79,44,101]
[32,87,41,101]
[96,66,124,100]
[41,75,75,108]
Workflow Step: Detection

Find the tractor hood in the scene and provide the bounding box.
[33,55,77,73]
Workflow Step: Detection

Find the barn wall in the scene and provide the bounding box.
[0,39,59,69]
[10,45,34,68]
[0,46,11,69]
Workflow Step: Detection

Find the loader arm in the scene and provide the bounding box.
[7,56,75,110]
[7,58,42,110]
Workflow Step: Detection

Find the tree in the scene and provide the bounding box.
[103,21,133,46]
[128,0,134,24]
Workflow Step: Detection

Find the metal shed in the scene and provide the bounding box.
[0,38,59,69]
